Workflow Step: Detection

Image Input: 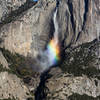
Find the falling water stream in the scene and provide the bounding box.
[34,2,60,73]
[34,1,60,99]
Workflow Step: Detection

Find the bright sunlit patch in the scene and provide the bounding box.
[47,39,60,65]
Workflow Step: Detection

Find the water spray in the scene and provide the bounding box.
[47,8,60,66]
[34,2,61,73]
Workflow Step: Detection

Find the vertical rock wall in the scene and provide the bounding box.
[0,0,99,57]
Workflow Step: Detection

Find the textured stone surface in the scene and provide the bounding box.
[47,72,100,100]
[0,72,33,100]
[57,0,100,47]
[35,40,100,100]
[0,51,9,69]
[0,0,99,57]
[75,0,100,45]
[0,0,100,100]
[0,0,56,57]
[0,0,26,23]
[0,0,100,57]
[60,40,100,74]
[44,68,100,100]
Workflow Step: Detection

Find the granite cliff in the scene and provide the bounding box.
[0,0,100,100]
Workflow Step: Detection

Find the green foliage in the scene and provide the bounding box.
[0,48,34,78]
[0,48,35,99]
[68,93,100,100]
[60,41,100,78]
[0,64,7,72]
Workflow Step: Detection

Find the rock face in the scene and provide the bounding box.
[0,48,40,100]
[45,69,100,100]
[57,0,100,46]
[0,0,99,57]
[0,72,31,100]
[35,40,100,100]
[0,0,26,23]
[0,51,8,69]
[0,0,100,100]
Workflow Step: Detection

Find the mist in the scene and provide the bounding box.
[32,8,60,73]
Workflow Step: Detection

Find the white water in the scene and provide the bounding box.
[53,9,59,44]
[46,8,59,67]
[32,8,59,73]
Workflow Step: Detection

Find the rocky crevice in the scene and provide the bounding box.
[76,0,89,41]
[82,0,89,30]
[34,71,51,100]
[67,0,75,34]
[40,40,100,100]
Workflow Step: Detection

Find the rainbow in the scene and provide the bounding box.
[47,39,60,65]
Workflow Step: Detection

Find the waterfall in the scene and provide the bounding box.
[35,3,60,99]
[33,7,60,73]
[46,8,60,67]
[53,9,59,44]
